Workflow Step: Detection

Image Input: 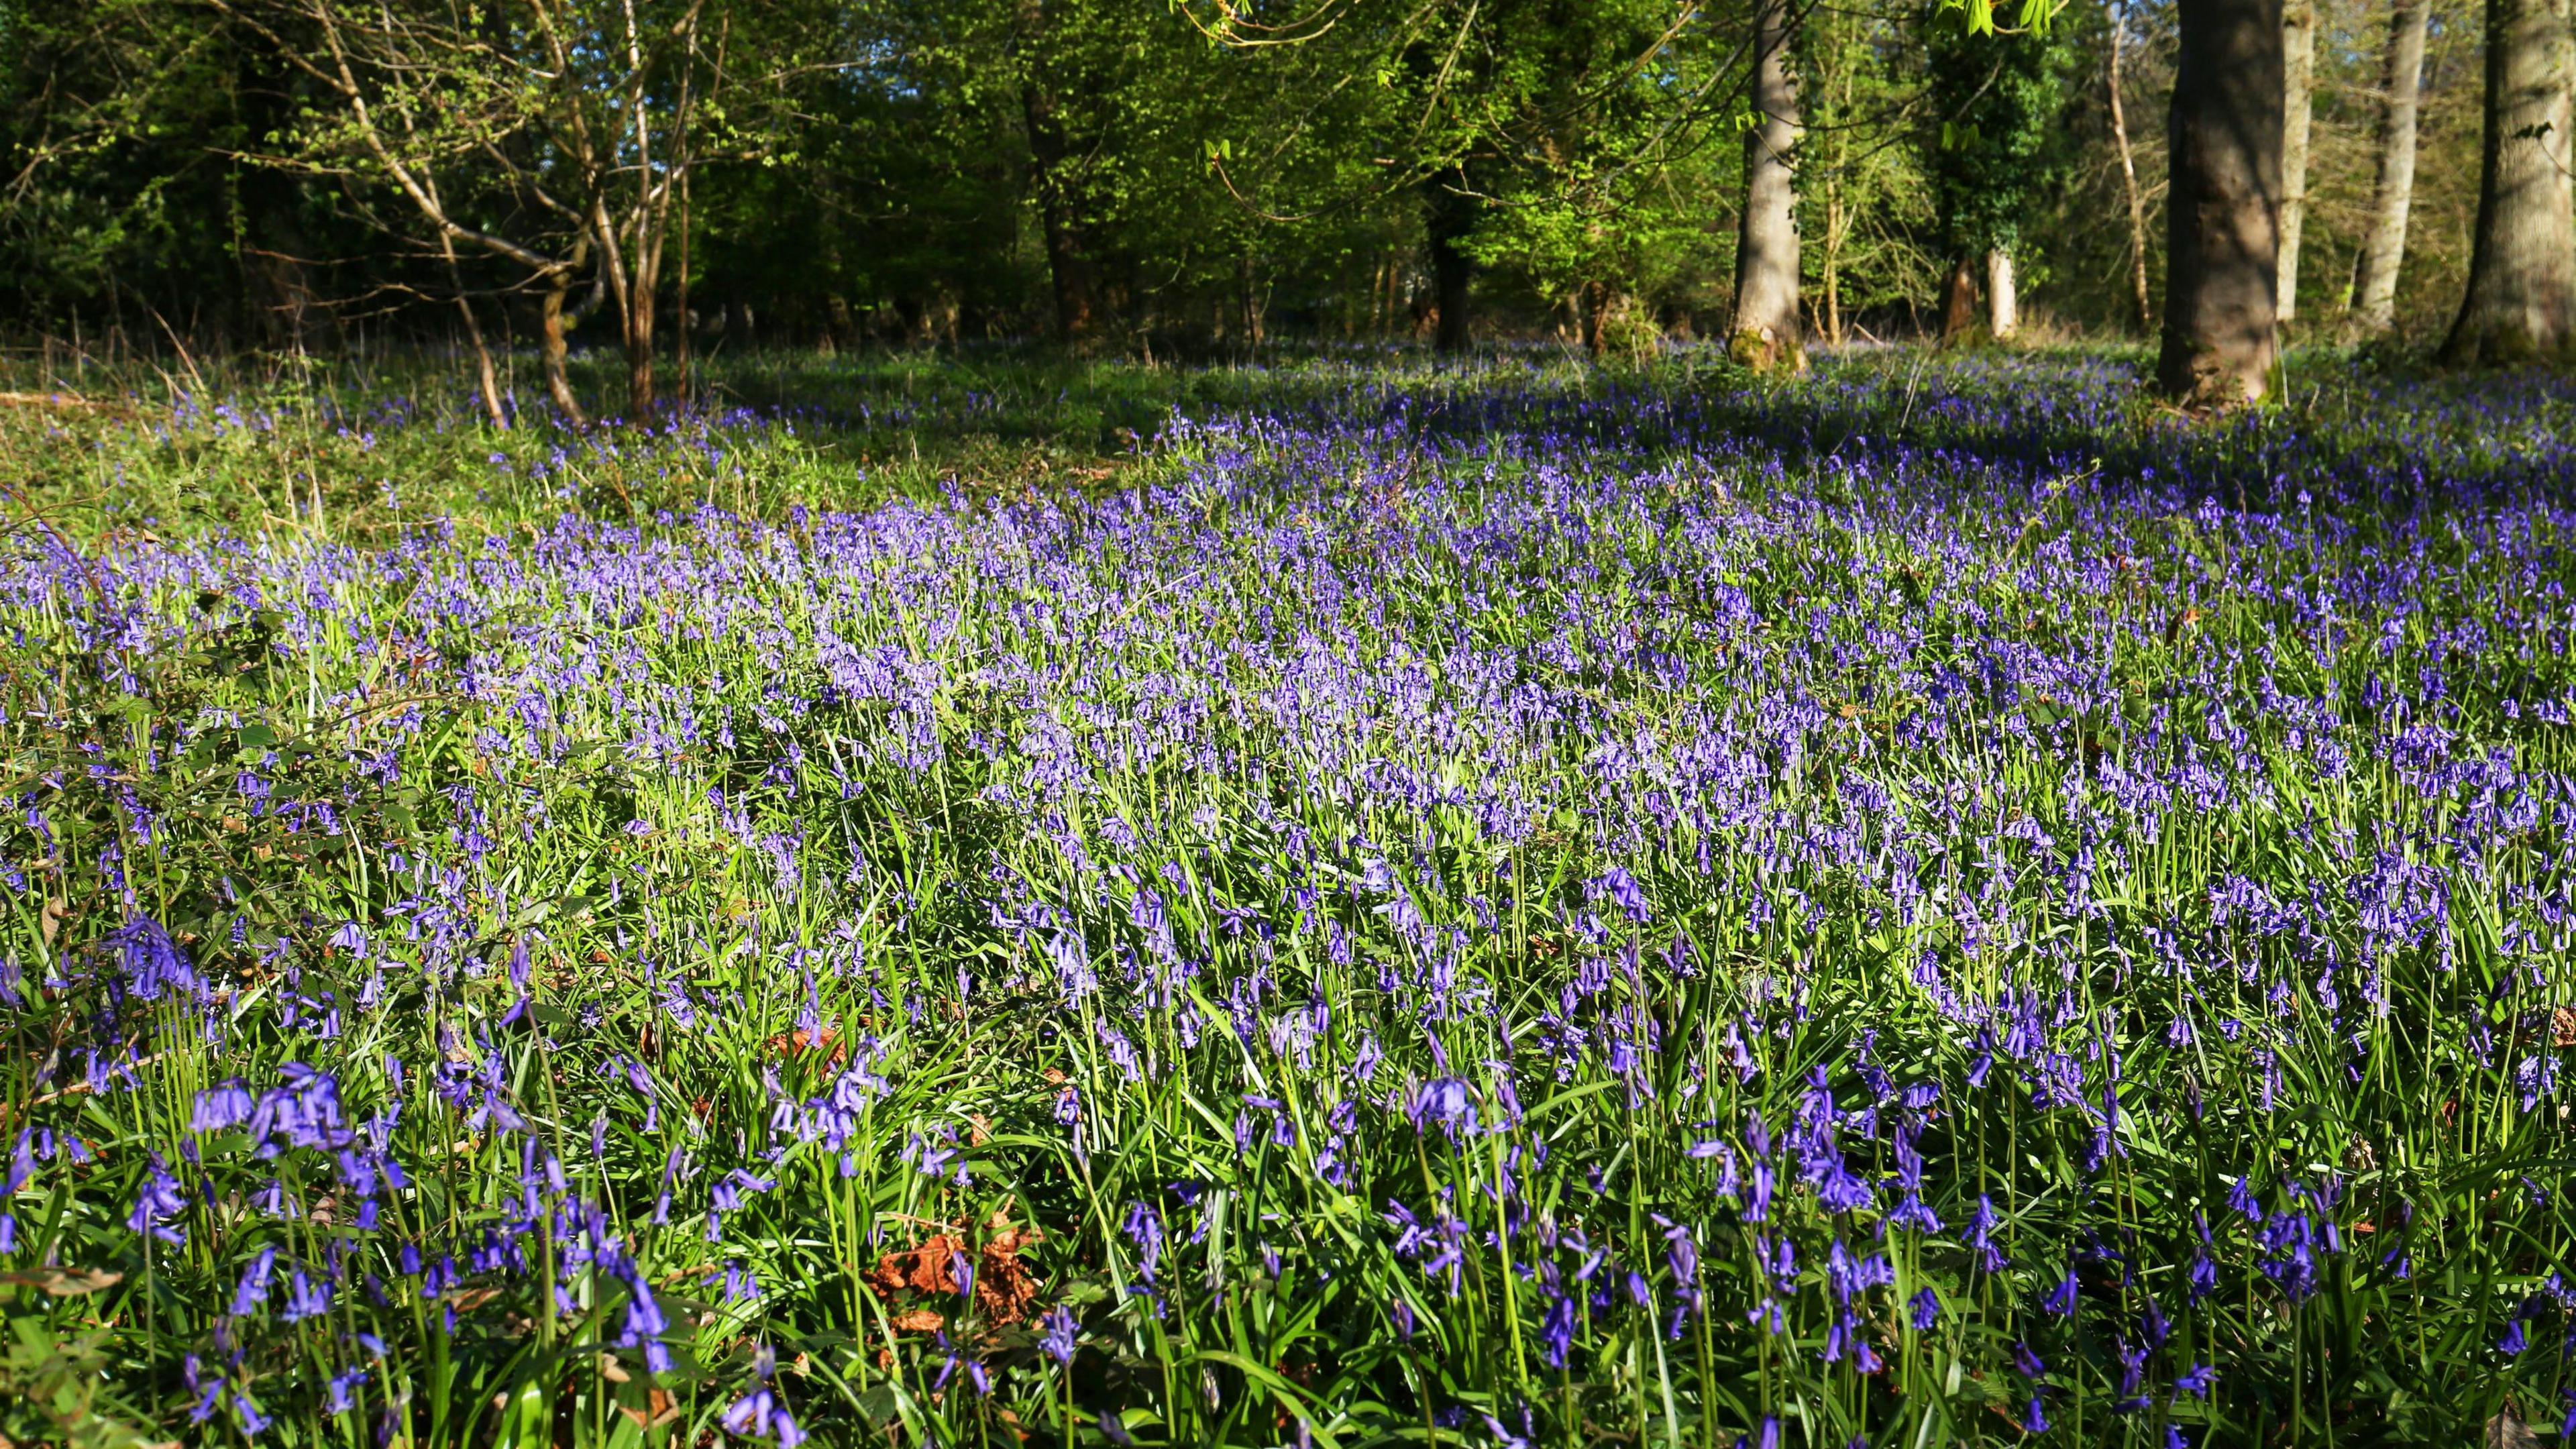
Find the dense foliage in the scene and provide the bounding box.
[0,0,2499,350]
[1,350,2571,1446]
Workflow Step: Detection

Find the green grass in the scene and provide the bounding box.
[0,345,2571,1448]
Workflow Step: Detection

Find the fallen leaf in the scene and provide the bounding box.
[0,1268,121,1296]
[2486,1409,2538,1449]
[619,1389,682,1430]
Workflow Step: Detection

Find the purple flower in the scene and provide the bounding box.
[127,1155,186,1245]
[1124,1201,1165,1283]
[1406,1078,1477,1138]
[1538,1289,1576,1368]
[719,1385,805,1447]
[230,1246,278,1316]
[1040,1303,1078,1366]
[192,1080,256,1132]
[2042,1269,2078,1317]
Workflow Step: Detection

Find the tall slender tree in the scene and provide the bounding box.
[2157,0,2284,406]
[2278,0,2314,325]
[2106,0,2155,331]
[1427,168,1479,352]
[2441,0,2576,362]
[1731,0,1805,371]
[2346,0,2431,337]
[1923,7,2074,346]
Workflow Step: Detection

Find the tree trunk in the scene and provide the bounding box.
[1427,166,1477,354]
[456,299,505,430]
[1987,249,2019,340]
[625,290,656,417]
[540,270,586,429]
[1729,0,1805,372]
[674,169,693,409]
[1823,174,1845,347]
[2347,0,2430,337]
[1025,136,1097,345]
[541,239,588,429]
[2279,0,2315,324]
[2108,0,2155,333]
[2441,0,2576,363]
[1581,281,1612,359]
[2157,0,2284,407]
[1238,253,1265,354]
[1019,0,1097,351]
[1940,257,1981,344]
[437,227,506,429]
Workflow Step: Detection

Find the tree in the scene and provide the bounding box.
[2278,0,2313,325]
[2157,0,2284,407]
[207,0,783,420]
[1922,8,2077,344]
[1446,0,1742,359]
[1803,0,1940,345]
[1730,0,1803,370]
[1015,0,1104,347]
[2104,0,2154,332]
[2440,0,2576,363]
[2345,0,2431,338]
[0,0,350,344]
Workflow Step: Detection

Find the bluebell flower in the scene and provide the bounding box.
[231,1246,278,1316]
[1040,1303,1078,1365]
[127,1155,186,1245]
[2042,1268,2078,1316]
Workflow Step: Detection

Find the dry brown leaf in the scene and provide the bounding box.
[0,1268,121,1297]
[870,1234,968,1298]
[765,1026,848,1069]
[619,1389,682,1430]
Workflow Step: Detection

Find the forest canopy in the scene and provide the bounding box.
[0,0,2529,403]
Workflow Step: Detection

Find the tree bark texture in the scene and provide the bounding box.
[1987,249,2019,339]
[2279,0,2314,323]
[1428,167,1477,354]
[1581,281,1611,359]
[1940,257,1981,344]
[432,213,506,429]
[674,169,693,407]
[540,274,584,428]
[1025,87,1097,347]
[624,287,655,416]
[2108,0,2155,333]
[2157,0,2284,407]
[2347,0,2430,337]
[2441,0,2576,363]
[1019,0,1097,350]
[1730,0,1805,372]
